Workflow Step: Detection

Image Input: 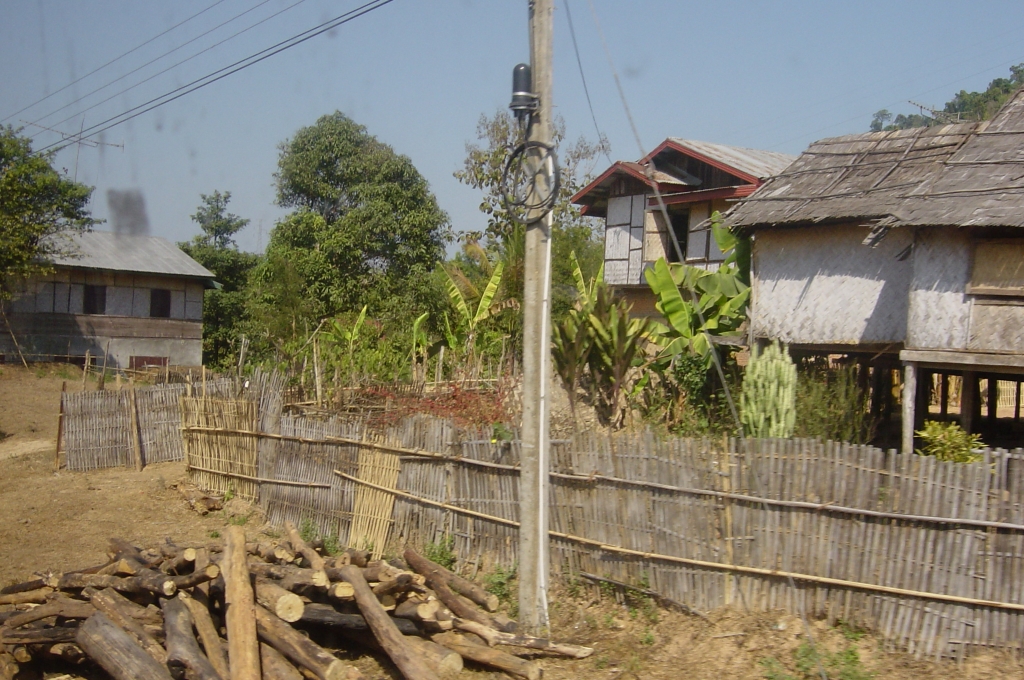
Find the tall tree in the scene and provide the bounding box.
[453,110,607,323]
[260,112,452,332]
[179,192,259,369]
[0,126,95,299]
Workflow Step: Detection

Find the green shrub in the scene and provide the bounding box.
[916,420,985,463]
[795,362,875,444]
[425,534,456,570]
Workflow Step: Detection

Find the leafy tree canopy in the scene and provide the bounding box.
[257,112,452,337]
[870,64,1024,131]
[178,191,260,369]
[453,110,607,322]
[0,126,96,299]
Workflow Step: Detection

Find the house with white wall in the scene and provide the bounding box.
[1,231,215,369]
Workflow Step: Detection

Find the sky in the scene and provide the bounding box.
[4,0,1024,254]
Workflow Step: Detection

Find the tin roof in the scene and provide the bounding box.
[50,231,215,281]
[726,88,1024,230]
[663,139,796,180]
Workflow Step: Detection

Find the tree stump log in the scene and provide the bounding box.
[255,579,304,623]
[260,642,303,680]
[75,612,174,680]
[452,619,593,657]
[299,603,419,635]
[401,549,499,612]
[254,605,360,680]
[224,525,261,680]
[283,521,327,585]
[88,587,168,664]
[162,595,223,680]
[338,564,438,680]
[170,563,221,591]
[433,632,540,680]
[403,550,506,632]
[180,592,230,680]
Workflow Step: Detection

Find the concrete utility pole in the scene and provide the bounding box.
[518,0,553,635]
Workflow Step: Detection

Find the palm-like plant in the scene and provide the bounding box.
[586,286,652,428]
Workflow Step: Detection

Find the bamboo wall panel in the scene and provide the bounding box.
[62,390,131,470]
[181,397,259,500]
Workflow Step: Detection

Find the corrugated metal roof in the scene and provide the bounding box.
[666,139,796,179]
[727,88,1024,230]
[50,231,215,280]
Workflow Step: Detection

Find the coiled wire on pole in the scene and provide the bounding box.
[499,139,560,224]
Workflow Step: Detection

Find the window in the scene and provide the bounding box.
[150,288,171,318]
[83,285,106,315]
[666,210,689,263]
[969,240,1024,296]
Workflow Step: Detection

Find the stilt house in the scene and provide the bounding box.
[571,138,794,316]
[726,89,1024,451]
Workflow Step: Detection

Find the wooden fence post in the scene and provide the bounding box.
[129,386,144,471]
[54,381,66,471]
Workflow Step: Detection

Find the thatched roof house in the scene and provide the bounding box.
[727,89,1024,452]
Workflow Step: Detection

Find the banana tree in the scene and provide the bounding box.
[644,212,750,368]
[410,311,429,383]
[444,261,506,377]
[586,286,652,428]
[322,304,368,385]
[551,251,604,422]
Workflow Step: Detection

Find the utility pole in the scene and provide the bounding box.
[518,0,553,635]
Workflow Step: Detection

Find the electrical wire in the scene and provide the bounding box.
[34,0,397,155]
[583,2,828,677]
[30,0,288,130]
[563,0,612,165]
[2,0,229,124]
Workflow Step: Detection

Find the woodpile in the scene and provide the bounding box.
[0,523,592,680]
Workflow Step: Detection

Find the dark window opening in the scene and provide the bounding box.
[666,210,689,263]
[150,289,171,318]
[83,285,106,315]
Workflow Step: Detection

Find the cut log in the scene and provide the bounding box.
[162,595,223,680]
[88,587,168,664]
[250,563,328,590]
[170,563,221,590]
[108,538,161,568]
[0,626,78,645]
[0,587,51,605]
[403,550,504,632]
[299,603,419,635]
[284,521,327,585]
[339,629,462,680]
[344,548,371,568]
[254,604,361,680]
[433,632,540,680]
[329,582,355,601]
[0,578,46,595]
[0,652,16,680]
[76,612,174,680]
[401,549,499,613]
[160,550,196,575]
[255,579,305,623]
[224,525,261,680]
[260,642,303,680]
[372,574,426,599]
[80,587,164,626]
[60,571,176,597]
[0,596,95,627]
[181,592,230,680]
[45,641,87,663]
[338,564,438,680]
[452,619,593,658]
[8,647,30,664]
[99,556,146,576]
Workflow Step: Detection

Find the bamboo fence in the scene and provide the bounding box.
[66,381,1024,660]
[62,390,132,471]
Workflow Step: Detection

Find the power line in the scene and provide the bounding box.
[30,0,283,129]
[35,0,397,156]
[563,0,612,165]
[2,0,228,124]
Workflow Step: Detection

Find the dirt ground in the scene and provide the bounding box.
[2,365,1023,679]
